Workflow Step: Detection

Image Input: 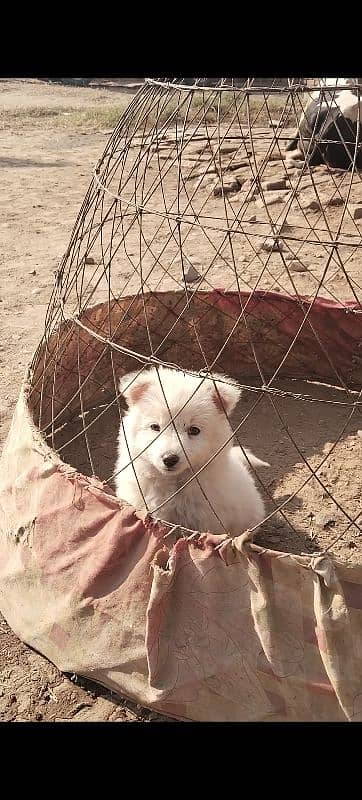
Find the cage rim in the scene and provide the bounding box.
[17,369,359,570]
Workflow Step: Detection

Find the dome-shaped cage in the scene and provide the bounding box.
[1,77,362,722]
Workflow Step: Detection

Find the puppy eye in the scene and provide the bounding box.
[188,426,200,436]
[150,423,160,432]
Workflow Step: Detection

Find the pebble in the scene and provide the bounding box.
[187,168,217,181]
[326,196,344,208]
[218,145,239,154]
[184,264,202,282]
[286,159,305,170]
[261,178,288,192]
[194,174,217,190]
[28,270,37,276]
[261,238,286,253]
[224,161,248,172]
[213,178,241,196]
[256,192,289,207]
[315,512,337,529]
[175,255,203,283]
[288,260,308,272]
[348,204,362,220]
[85,256,95,265]
[300,197,321,211]
[31,288,42,296]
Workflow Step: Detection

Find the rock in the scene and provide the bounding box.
[261,178,288,191]
[175,256,203,282]
[85,256,95,265]
[286,159,305,170]
[31,288,42,296]
[188,145,213,156]
[326,196,345,208]
[28,270,37,276]
[268,151,285,162]
[213,178,241,196]
[349,204,362,220]
[218,145,239,154]
[256,192,289,207]
[246,214,256,223]
[184,264,202,282]
[261,238,286,253]
[357,430,362,438]
[188,152,214,161]
[186,168,217,181]
[300,197,321,211]
[288,259,308,272]
[224,161,248,172]
[194,174,217,190]
[315,512,337,529]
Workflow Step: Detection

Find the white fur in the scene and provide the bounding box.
[114,367,269,534]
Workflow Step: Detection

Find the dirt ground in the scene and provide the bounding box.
[0,79,171,722]
[1,79,361,722]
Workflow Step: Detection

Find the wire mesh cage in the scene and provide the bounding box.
[1,78,362,721]
[26,76,362,560]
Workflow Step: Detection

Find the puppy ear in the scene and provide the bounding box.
[119,369,153,407]
[210,374,242,415]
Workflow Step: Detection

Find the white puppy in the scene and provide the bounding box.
[114,366,269,535]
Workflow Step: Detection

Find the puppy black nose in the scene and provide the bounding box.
[163,454,179,468]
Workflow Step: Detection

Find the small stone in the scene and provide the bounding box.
[289,260,308,272]
[256,192,290,207]
[286,159,305,170]
[326,196,344,207]
[268,151,285,162]
[31,288,42,296]
[246,214,256,223]
[224,162,248,173]
[194,174,217,190]
[28,269,37,276]
[261,238,286,253]
[316,512,336,529]
[218,145,239,155]
[184,264,202,282]
[357,430,362,438]
[261,179,288,191]
[175,255,203,283]
[213,178,241,196]
[85,256,95,265]
[349,204,362,220]
[300,197,321,211]
[186,168,217,181]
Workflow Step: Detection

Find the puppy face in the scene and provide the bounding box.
[119,367,241,476]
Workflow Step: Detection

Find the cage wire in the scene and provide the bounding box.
[28,77,362,561]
